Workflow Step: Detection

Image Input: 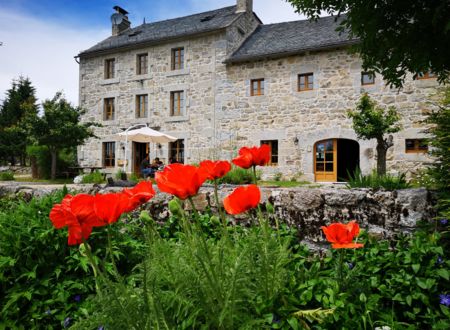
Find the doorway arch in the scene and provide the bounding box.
[314,138,359,182]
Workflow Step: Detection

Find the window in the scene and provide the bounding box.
[103,98,115,120]
[169,139,185,163]
[298,73,314,91]
[136,94,148,118]
[104,58,115,79]
[417,71,436,80]
[361,72,375,85]
[261,140,278,165]
[171,47,184,70]
[405,139,428,153]
[103,142,115,167]
[250,79,264,96]
[170,91,184,116]
[136,53,148,75]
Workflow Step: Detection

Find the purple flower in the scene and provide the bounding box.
[439,294,450,307]
[98,326,105,330]
[73,295,81,302]
[440,218,448,225]
[347,262,354,270]
[436,256,444,265]
[63,317,72,328]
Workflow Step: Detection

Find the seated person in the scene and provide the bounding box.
[148,157,164,177]
[140,155,153,178]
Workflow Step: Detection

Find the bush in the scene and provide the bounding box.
[81,171,105,184]
[346,168,411,190]
[216,166,260,184]
[0,171,14,181]
[26,146,77,179]
[0,191,146,329]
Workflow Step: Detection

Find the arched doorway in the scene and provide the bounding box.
[314,139,359,182]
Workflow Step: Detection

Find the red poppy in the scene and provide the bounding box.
[321,221,364,249]
[232,145,271,169]
[199,160,231,181]
[94,193,131,224]
[223,184,261,215]
[49,194,99,245]
[122,181,156,211]
[156,163,206,200]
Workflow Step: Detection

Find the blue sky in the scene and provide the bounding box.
[0,0,304,105]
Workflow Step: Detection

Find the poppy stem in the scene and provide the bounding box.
[213,179,228,237]
[107,226,123,284]
[252,166,258,185]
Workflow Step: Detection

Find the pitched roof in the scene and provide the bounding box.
[79,6,244,58]
[226,15,358,63]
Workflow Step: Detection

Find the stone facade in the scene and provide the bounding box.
[78,3,439,182]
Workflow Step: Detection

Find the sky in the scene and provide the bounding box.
[0,0,306,106]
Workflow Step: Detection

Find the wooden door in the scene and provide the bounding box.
[314,139,337,182]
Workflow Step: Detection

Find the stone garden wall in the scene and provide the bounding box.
[0,183,435,247]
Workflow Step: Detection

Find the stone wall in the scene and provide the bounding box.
[0,182,436,247]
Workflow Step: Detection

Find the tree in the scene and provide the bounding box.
[29,93,97,180]
[0,77,38,165]
[348,94,401,175]
[285,0,450,87]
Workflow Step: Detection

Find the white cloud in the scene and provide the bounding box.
[0,10,108,106]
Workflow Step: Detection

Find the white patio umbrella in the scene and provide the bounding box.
[117,125,177,171]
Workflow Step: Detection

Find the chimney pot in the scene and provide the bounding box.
[111,6,131,36]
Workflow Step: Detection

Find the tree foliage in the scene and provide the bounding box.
[29,92,97,179]
[0,77,38,165]
[285,0,450,87]
[348,94,401,175]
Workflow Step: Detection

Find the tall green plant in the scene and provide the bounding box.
[348,94,401,175]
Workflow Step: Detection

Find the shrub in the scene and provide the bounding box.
[0,171,14,181]
[81,171,105,184]
[216,166,259,184]
[346,168,411,190]
[274,172,283,181]
[26,146,77,179]
[0,191,146,329]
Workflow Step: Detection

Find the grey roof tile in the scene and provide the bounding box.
[79,6,240,57]
[227,15,358,63]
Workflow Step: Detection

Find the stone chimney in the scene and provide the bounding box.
[236,0,253,13]
[111,6,131,36]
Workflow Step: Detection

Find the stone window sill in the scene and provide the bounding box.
[166,68,190,77]
[128,74,152,82]
[99,78,120,85]
[165,115,188,122]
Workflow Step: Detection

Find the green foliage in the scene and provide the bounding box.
[427,87,450,192]
[26,145,77,179]
[0,171,14,181]
[28,92,98,179]
[274,172,283,181]
[216,166,259,184]
[348,94,401,141]
[346,168,410,190]
[81,171,105,184]
[348,94,401,175]
[0,76,38,165]
[285,0,450,87]
[0,192,146,329]
[115,169,127,180]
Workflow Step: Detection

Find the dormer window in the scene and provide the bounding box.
[171,47,184,70]
[361,72,375,85]
[104,58,115,79]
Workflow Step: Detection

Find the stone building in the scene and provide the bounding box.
[77,0,438,182]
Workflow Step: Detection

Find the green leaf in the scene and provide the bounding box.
[406,295,412,306]
[412,264,420,273]
[416,278,428,289]
[437,269,449,281]
[359,293,367,303]
[287,317,300,330]
[392,293,403,301]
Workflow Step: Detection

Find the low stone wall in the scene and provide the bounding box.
[0,182,436,246]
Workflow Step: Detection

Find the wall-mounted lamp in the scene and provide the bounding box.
[294,137,299,145]
[157,143,162,149]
